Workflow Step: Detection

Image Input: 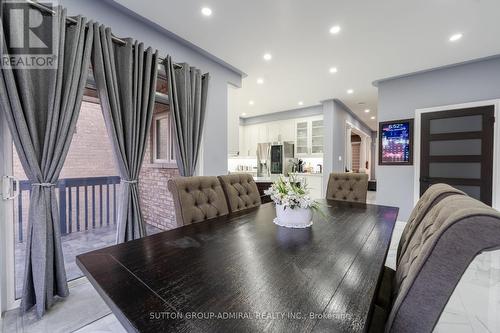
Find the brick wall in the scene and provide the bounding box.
[138,102,179,231]
[13,100,117,179]
[351,143,361,172]
[13,97,180,233]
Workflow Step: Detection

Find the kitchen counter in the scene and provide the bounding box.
[253,173,323,182]
[290,172,323,177]
[253,175,281,183]
[252,173,323,199]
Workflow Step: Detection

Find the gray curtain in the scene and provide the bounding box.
[91,24,158,243]
[0,9,93,316]
[165,56,209,176]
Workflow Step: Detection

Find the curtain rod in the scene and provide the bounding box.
[27,0,183,69]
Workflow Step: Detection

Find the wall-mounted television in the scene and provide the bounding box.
[378,119,414,165]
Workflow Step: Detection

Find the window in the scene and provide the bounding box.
[151,72,176,168]
[152,110,176,166]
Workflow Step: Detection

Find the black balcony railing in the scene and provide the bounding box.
[16,176,121,242]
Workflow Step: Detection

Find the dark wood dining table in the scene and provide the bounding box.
[77,200,398,333]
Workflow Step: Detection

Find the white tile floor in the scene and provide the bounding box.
[3,192,500,333]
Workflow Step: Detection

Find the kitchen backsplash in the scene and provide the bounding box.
[228,157,258,172]
[228,156,323,174]
[297,157,324,173]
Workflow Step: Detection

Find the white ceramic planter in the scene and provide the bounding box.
[274,204,313,228]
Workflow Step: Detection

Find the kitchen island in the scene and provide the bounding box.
[253,173,324,200]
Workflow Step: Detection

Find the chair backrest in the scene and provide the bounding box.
[326,172,369,203]
[218,174,261,213]
[167,176,229,227]
[386,195,500,333]
[396,183,465,266]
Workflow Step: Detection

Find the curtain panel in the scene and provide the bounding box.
[0,8,93,316]
[165,56,209,177]
[91,24,158,243]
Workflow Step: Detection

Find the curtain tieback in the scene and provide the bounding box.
[31,183,56,188]
[121,179,138,184]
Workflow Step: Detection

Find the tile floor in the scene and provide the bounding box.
[3,193,500,333]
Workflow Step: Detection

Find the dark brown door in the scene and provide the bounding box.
[420,106,495,205]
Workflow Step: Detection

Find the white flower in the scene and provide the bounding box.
[265,176,320,210]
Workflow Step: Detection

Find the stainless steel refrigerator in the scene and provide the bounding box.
[256,143,271,177]
[257,142,294,177]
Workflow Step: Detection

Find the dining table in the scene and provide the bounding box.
[77,199,399,333]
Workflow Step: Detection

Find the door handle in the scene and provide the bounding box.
[420,177,431,183]
[2,176,20,201]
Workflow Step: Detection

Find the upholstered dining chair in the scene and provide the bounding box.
[396,183,465,266]
[218,174,261,213]
[326,172,369,203]
[369,195,500,333]
[167,176,229,227]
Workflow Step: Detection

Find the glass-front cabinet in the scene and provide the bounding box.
[295,121,309,154]
[311,120,324,154]
[295,116,324,156]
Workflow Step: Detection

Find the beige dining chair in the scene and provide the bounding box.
[167,176,229,227]
[326,172,369,203]
[369,195,500,333]
[396,183,465,266]
[218,174,261,213]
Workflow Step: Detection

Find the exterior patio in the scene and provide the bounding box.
[15,222,161,299]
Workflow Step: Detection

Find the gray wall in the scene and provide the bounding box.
[240,105,323,125]
[62,0,243,176]
[323,99,374,190]
[376,56,500,221]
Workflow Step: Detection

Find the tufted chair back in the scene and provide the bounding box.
[168,176,229,227]
[326,172,369,203]
[384,195,500,333]
[218,174,261,213]
[396,183,465,267]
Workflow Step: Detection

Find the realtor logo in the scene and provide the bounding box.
[1,0,57,69]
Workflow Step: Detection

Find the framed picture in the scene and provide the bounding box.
[378,118,414,165]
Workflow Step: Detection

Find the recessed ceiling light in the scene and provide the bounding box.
[248,100,254,105]
[370,116,375,120]
[347,89,354,94]
[329,25,341,34]
[298,101,304,106]
[263,53,272,61]
[201,7,212,16]
[257,78,264,85]
[329,67,338,74]
[241,113,247,116]
[449,33,462,42]
[364,109,370,113]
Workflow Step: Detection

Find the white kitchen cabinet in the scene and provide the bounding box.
[294,173,324,199]
[238,116,321,157]
[295,121,309,155]
[270,120,295,142]
[257,125,268,143]
[295,115,324,157]
[239,125,258,157]
[311,119,324,154]
[281,121,295,142]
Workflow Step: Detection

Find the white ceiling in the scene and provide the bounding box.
[115,0,500,129]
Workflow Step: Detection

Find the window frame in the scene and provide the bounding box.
[152,111,177,168]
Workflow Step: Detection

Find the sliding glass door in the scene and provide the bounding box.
[0,111,17,312]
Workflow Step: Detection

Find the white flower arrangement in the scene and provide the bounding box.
[264,176,321,210]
